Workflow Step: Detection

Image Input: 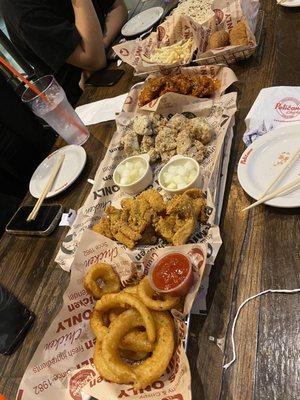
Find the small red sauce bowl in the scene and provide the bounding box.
[148,251,194,297]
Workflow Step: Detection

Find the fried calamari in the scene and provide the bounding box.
[93,188,207,249]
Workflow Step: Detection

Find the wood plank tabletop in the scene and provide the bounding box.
[0,1,300,399]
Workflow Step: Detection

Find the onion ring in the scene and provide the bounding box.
[84,263,120,299]
[93,340,129,384]
[95,292,156,343]
[134,310,174,389]
[100,309,174,388]
[120,349,149,361]
[90,310,109,341]
[120,330,153,353]
[137,277,180,310]
[101,309,141,381]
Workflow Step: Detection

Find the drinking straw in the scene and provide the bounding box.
[0,56,88,136]
[0,56,48,101]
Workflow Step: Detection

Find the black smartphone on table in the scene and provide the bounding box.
[0,284,35,355]
[85,69,125,87]
[6,204,63,236]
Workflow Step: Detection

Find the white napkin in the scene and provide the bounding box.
[243,86,300,146]
[75,93,128,125]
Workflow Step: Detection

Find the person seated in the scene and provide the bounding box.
[1,0,128,105]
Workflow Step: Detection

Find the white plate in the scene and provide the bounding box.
[121,7,163,37]
[29,145,86,198]
[278,0,300,7]
[237,125,300,208]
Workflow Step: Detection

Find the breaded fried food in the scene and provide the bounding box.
[93,189,207,249]
[208,30,230,49]
[155,195,196,246]
[138,73,219,106]
[138,76,166,106]
[229,21,249,46]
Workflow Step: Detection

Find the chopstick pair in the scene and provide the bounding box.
[242,147,300,212]
[27,154,65,221]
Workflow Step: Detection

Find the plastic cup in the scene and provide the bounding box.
[21,75,89,146]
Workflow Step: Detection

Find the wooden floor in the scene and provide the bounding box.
[0,1,300,399]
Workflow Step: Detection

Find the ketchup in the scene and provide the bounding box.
[152,253,191,291]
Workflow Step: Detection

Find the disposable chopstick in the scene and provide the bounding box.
[27,154,65,221]
[242,175,300,212]
[260,147,300,198]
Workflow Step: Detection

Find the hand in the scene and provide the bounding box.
[79,70,92,90]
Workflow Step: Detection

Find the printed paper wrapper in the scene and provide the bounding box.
[55,92,237,273]
[195,0,259,65]
[113,13,213,73]
[123,64,237,111]
[243,86,300,146]
[16,229,206,400]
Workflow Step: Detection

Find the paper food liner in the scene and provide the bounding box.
[113,13,213,73]
[55,92,237,273]
[123,64,237,111]
[17,229,206,400]
[195,0,259,64]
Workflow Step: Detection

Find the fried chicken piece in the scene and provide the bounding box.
[150,113,168,130]
[137,189,165,213]
[103,205,142,249]
[121,130,140,156]
[92,216,113,239]
[189,117,213,145]
[185,140,209,163]
[155,195,197,245]
[229,21,249,46]
[176,129,192,155]
[155,214,178,243]
[190,76,217,97]
[148,148,160,163]
[167,113,188,132]
[138,77,166,106]
[121,197,154,233]
[170,74,192,95]
[155,126,177,154]
[182,189,207,223]
[140,135,154,153]
[208,30,230,49]
[138,224,158,245]
[133,115,153,136]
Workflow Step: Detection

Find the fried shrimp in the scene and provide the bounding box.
[137,277,180,310]
[84,263,120,299]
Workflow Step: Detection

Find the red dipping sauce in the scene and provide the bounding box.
[150,252,193,297]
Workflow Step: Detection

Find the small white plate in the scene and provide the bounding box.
[238,125,300,208]
[30,145,86,198]
[121,7,163,37]
[278,0,300,7]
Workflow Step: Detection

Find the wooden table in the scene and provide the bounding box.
[1,1,300,399]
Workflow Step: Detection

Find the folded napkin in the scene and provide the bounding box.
[243,86,300,146]
[75,93,128,125]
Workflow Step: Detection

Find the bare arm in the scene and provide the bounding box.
[102,0,128,49]
[67,0,106,71]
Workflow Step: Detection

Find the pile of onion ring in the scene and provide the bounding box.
[84,263,181,389]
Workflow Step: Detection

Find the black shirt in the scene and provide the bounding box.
[1,0,115,105]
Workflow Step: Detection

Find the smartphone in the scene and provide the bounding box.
[85,69,125,87]
[0,284,35,355]
[6,204,63,236]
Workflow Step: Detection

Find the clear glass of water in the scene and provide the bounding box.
[21,75,90,146]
